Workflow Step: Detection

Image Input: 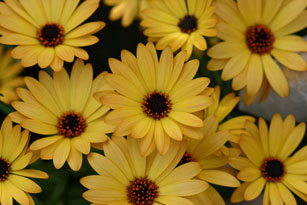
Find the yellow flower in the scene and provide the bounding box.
[206,86,255,146]
[0,117,48,205]
[207,0,307,103]
[81,136,208,204]
[229,113,307,204]
[141,0,217,60]
[9,59,114,171]
[95,42,213,156]
[0,0,105,71]
[104,0,149,27]
[177,117,240,204]
[0,46,24,104]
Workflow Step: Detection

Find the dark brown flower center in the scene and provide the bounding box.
[127,177,159,205]
[142,91,172,120]
[0,158,11,181]
[57,111,87,138]
[246,24,274,54]
[178,15,197,34]
[37,23,64,47]
[177,152,196,167]
[261,157,285,182]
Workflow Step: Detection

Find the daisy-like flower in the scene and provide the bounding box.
[0,46,24,104]
[141,0,217,60]
[0,117,48,205]
[204,86,255,147]
[176,117,240,204]
[104,0,149,27]
[9,59,114,171]
[95,42,213,155]
[207,0,307,103]
[81,136,208,204]
[230,113,307,204]
[0,0,105,71]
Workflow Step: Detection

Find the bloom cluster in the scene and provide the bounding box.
[0,0,306,204]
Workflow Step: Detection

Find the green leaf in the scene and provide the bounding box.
[0,101,15,115]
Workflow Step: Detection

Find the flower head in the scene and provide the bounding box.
[104,0,149,27]
[207,0,307,104]
[0,117,48,205]
[0,46,24,104]
[141,0,217,60]
[230,113,307,204]
[95,42,213,155]
[0,0,105,71]
[205,86,255,146]
[177,94,242,204]
[81,136,208,204]
[9,59,114,171]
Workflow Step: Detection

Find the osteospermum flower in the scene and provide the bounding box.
[81,136,208,204]
[104,0,149,27]
[141,0,217,60]
[95,42,213,155]
[0,117,48,205]
[0,46,24,104]
[229,113,307,204]
[178,128,240,204]
[205,86,255,147]
[207,0,307,103]
[0,0,105,71]
[9,59,113,171]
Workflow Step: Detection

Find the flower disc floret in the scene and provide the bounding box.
[127,177,159,205]
[261,157,285,182]
[0,158,10,181]
[246,24,274,55]
[37,23,64,47]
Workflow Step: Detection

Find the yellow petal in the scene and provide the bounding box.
[29,135,63,151]
[246,54,263,96]
[5,180,29,205]
[9,175,41,193]
[261,54,289,98]
[207,41,246,59]
[156,196,193,205]
[274,35,307,52]
[161,117,182,141]
[53,138,70,169]
[159,179,208,196]
[64,0,100,33]
[55,45,74,62]
[221,50,250,81]
[271,49,306,71]
[169,112,203,127]
[37,47,55,68]
[198,170,240,187]
[270,0,307,32]
[21,119,57,135]
[279,122,306,160]
[66,21,105,39]
[276,182,296,205]
[237,167,261,182]
[87,152,130,185]
[244,177,266,201]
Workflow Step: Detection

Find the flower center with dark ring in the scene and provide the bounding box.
[0,158,11,181]
[246,24,274,55]
[127,176,159,205]
[142,91,172,120]
[261,157,286,182]
[37,23,64,47]
[178,15,198,34]
[57,111,87,138]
